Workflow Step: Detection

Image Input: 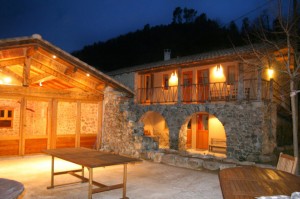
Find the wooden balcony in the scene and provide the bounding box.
[136,79,275,104]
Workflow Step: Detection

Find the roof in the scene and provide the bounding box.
[107,43,268,76]
[0,34,134,96]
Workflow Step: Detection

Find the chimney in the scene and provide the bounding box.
[164,49,171,61]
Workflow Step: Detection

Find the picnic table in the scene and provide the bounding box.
[44,148,141,199]
[219,166,300,199]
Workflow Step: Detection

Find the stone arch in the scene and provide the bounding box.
[139,111,170,149]
[178,111,227,155]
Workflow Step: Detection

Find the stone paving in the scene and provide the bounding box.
[0,155,223,199]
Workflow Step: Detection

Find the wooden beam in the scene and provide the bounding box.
[23,47,37,86]
[0,85,103,101]
[1,67,23,82]
[29,73,53,84]
[31,59,103,94]
[0,57,25,68]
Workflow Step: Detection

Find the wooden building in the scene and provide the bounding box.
[0,34,133,156]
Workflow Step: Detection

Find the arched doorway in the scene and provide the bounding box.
[141,111,169,149]
[179,112,226,154]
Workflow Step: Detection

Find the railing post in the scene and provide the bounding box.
[177,68,182,104]
[269,79,273,102]
[237,62,244,101]
[257,67,262,101]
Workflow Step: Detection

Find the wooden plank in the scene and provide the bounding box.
[80,135,97,149]
[0,140,19,156]
[24,138,48,154]
[0,85,103,101]
[56,136,76,148]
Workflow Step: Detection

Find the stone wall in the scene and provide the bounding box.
[0,98,20,136]
[81,103,99,134]
[131,101,276,161]
[111,72,135,91]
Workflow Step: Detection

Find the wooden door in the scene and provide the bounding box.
[197,70,209,102]
[186,120,192,148]
[144,74,153,102]
[182,71,193,102]
[196,114,209,149]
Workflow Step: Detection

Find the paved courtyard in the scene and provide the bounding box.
[0,155,222,199]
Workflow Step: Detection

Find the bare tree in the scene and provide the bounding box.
[240,0,299,173]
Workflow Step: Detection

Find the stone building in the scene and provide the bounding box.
[107,46,291,162]
[0,35,134,156]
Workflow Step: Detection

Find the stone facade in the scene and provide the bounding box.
[132,101,276,161]
[0,98,21,136]
[101,85,277,161]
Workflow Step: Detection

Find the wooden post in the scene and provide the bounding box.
[51,99,58,149]
[19,97,26,155]
[96,100,103,150]
[177,68,182,104]
[76,101,81,147]
[122,164,128,199]
[237,63,244,101]
[269,79,273,102]
[257,67,262,101]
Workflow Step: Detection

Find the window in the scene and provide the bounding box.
[0,108,13,128]
[163,74,169,90]
[227,65,236,84]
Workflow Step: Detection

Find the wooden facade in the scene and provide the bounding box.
[0,35,133,156]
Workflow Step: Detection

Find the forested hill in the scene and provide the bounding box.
[72,8,256,72]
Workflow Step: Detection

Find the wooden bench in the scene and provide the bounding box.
[209,138,226,152]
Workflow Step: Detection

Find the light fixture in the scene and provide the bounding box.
[169,71,178,86]
[3,77,11,84]
[39,81,43,87]
[52,55,57,59]
[214,64,223,77]
[267,67,274,79]
[86,73,90,77]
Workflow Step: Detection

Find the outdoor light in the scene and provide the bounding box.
[86,73,90,77]
[39,81,43,87]
[267,67,274,79]
[214,64,223,77]
[169,71,178,86]
[52,55,57,59]
[3,77,11,84]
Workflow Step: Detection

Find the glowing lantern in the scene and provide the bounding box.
[214,64,223,78]
[268,68,274,79]
[169,71,178,86]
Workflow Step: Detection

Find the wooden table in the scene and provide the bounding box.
[44,148,141,199]
[219,166,300,199]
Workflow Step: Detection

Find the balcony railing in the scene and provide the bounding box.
[137,79,273,104]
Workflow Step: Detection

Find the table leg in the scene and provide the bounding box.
[82,166,85,183]
[88,167,93,199]
[121,164,129,199]
[47,155,54,189]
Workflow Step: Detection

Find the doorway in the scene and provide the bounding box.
[197,69,209,102]
[182,71,193,102]
[196,113,209,149]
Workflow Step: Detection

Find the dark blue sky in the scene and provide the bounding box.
[0,0,276,52]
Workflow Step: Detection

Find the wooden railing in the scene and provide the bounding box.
[136,79,274,104]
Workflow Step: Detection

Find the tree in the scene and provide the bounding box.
[240,0,299,173]
[172,7,183,24]
[183,8,197,23]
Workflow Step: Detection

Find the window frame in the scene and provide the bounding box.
[0,108,14,128]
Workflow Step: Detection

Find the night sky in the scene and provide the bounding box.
[0,0,276,52]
